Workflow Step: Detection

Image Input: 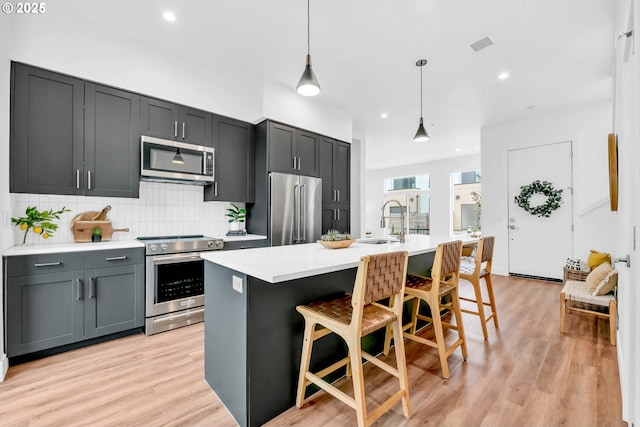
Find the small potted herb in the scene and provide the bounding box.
[225,203,246,232]
[91,227,102,242]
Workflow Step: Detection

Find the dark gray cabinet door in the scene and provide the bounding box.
[321,207,349,234]
[11,63,84,195]
[84,263,144,339]
[223,239,266,250]
[204,115,255,202]
[85,83,141,198]
[141,96,180,140]
[296,130,319,176]
[268,122,296,174]
[180,106,212,147]
[6,270,84,357]
[319,138,335,204]
[334,141,350,208]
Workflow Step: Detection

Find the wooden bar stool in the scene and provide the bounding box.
[295,251,411,427]
[384,240,467,379]
[459,236,499,340]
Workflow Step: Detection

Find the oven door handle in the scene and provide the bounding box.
[150,253,203,265]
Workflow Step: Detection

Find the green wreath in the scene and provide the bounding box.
[514,180,563,218]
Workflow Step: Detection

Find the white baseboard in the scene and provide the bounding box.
[0,352,7,382]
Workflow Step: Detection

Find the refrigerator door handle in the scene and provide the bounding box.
[294,183,300,243]
[300,184,307,241]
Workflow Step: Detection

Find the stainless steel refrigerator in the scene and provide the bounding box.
[269,172,322,246]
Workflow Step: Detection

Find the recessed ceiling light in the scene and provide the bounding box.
[498,72,509,80]
[455,148,461,152]
[163,11,176,22]
[380,113,388,119]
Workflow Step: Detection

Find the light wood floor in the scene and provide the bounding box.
[0,275,626,427]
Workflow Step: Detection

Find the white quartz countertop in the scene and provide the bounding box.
[216,234,267,242]
[3,240,145,256]
[201,234,478,283]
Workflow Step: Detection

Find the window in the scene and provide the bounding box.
[451,169,481,234]
[382,174,430,236]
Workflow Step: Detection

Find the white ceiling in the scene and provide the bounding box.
[54,0,614,170]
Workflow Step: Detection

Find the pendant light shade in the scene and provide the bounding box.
[414,59,430,142]
[297,0,320,96]
[172,147,185,164]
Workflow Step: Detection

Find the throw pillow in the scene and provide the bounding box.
[586,262,618,296]
[587,250,612,270]
[565,258,582,270]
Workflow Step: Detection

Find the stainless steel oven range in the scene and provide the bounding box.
[138,235,224,335]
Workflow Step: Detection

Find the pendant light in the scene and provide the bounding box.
[296,0,321,96]
[413,59,430,142]
[172,147,184,164]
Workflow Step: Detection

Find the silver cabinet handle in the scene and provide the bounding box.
[89,277,96,298]
[76,169,81,189]
[182,122,186,140]
[214,182,218,197]
[239,245,254,249]
[292,157,297,170]
[337,209,340,221]
[333,189,337,202]
[336,190,340,202]
[87,170,92,190]
[297,157,301,170]
[301,184,307,241]
[105,256,127,261]
[333,209,337,221]
[34,262,62,267]
[76,278,83,300]
[174,121,178,138]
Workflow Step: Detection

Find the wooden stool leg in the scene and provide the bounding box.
[296,321,316,408]
[559,292,566,334]
[383,324,393,356]
[472,278,489,340]
[429,297,450,379]
[485,274,499,328]
[347,338,367,427]
[609,299,617,346]
[410,296,420,335]
[391,318,411,418]
[451,288,468,359]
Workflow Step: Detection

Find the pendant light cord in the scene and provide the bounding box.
[420,64,423,118]
[306,0,311,55]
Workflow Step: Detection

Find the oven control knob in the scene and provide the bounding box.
[208,241,218,248]
[161,244,169,251]
[149,244,158,251]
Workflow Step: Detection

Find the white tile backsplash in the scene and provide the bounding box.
[10,181,238,245]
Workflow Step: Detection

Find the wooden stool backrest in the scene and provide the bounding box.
[430,240,463,296]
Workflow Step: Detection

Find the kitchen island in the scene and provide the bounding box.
[200,234,477,427]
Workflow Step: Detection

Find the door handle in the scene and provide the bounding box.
[89,277,96,298]
[614,255,631,268]
[76,278,83,300]
[105,256,127,261]
[87,170,92,190]
[509,225,516,229]
[336,189,340,202]
[182,122,186,140]
[297,157,301,170]
[301,184,307,241]
[294,183,300,243]
[174,121,178,138]
[292,157,297,170]
[76,169,81,189]
[34,262,62,267]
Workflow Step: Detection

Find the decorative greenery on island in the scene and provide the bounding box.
[11,206,70,244]
[320,230,351,241]
[514,180,563,218]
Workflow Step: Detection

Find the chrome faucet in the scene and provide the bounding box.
[380,200,406,243]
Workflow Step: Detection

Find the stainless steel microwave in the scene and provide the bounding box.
[140,135,214,185]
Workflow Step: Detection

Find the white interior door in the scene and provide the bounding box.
[508,142,573,280]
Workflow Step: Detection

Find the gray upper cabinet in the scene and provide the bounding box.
[204,115,255,202]
[85,83,140,198]
[266,121,319,176]
[319,137,350,233]
[11,63,140,198]
[11,63,84,195]
[141,96,213,147]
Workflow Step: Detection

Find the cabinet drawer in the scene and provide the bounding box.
[223,240,267,251]
[83,248,144,269]
[5,253,84,277]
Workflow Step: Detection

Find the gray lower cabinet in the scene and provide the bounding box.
[223,239,266,251]
[4,248,144,358]
[204,115,255,202]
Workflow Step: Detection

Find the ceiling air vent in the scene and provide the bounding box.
[467,35,494,52]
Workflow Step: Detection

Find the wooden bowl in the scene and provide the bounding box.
[317,239,355,249]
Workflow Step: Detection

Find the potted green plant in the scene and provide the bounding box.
[92,227,103,242]
[225,203,246,232]
[11,206,70,245]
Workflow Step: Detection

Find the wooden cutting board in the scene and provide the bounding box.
[69,206,112,230]
[72,220,129,242]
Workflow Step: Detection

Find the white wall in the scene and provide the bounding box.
[0,11,12,381]
[365,154,481,238]
[481,101,614,275]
